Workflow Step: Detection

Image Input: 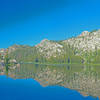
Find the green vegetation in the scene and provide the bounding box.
[8,44,83,64]
[4,51,10,75]
[6,42,100,65]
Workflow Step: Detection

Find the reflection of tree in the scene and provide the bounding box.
[68,57,70,64]
[35,58,39,63]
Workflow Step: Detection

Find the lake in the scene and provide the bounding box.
[0,64,99,100]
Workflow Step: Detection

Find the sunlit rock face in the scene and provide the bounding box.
[35,39,64,58]
[63,29,100,53]
[1,63,100,98]
[79,31,89,37]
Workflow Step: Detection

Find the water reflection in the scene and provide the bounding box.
[0,64,100,98]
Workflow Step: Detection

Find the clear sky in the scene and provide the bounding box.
[0,0,100,48]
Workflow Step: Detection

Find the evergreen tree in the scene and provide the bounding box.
[4,51,10,73]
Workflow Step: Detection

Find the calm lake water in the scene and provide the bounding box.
[0,64,99,100]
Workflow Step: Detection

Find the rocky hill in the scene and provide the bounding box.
[35,39,64,58]
[35,29,100,55]
[1,29,100,64]
[63,30,100,54]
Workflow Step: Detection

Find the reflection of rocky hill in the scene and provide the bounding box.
[34,66,100,98]
[4,64,100,98]
[35,67,66,86]
[63,71,100,97]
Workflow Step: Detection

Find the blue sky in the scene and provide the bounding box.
[0,0,100,48]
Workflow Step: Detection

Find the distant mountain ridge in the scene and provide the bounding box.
[0,29,100,64]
